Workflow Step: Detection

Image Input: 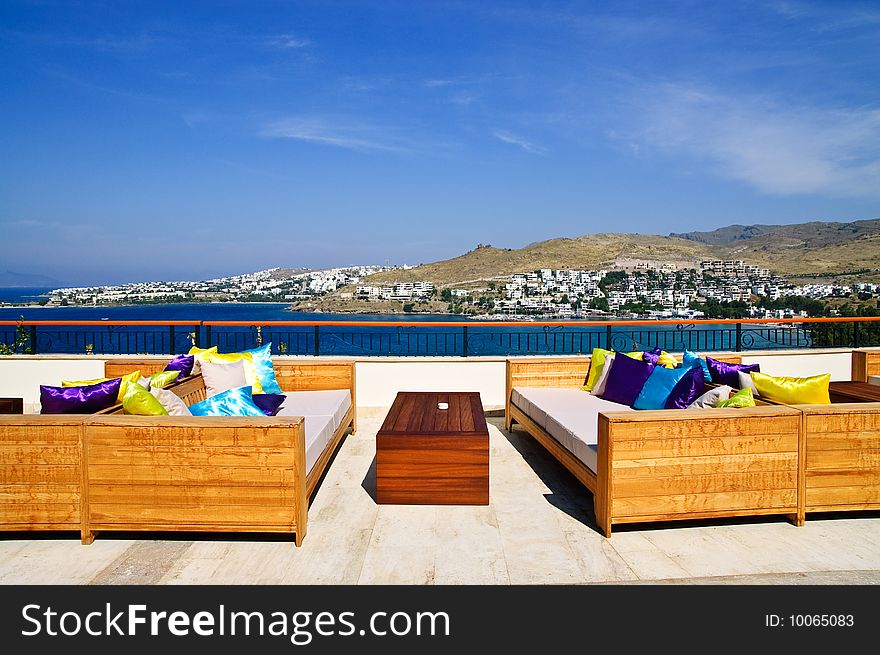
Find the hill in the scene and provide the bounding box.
[357,218,880,288]
[0,270,65,287]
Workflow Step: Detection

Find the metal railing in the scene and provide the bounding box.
[2,317,879,356]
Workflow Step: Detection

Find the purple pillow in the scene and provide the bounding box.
[164,354,195,378]
[706,356,760,387]
[602,353,655,406]
[641,347,663,366]
[251,393,286,416]
[40,378,122,414]
[664,365,706,409]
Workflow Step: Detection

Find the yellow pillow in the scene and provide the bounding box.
[716,387,756,408]
[63,370,141,403]
[657,351,679,369]
[62,376,109,387]
[188,345,218,375]
[201,351,264,394]
[148,370,182,389]
[750,371,830,404]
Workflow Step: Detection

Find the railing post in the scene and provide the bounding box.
[168,325,175,355]
[194,323,201,348]
[735,322,742,352]
[853,321,860,349]
[205,324,212,349]
[29,324,37,354]
[463,325,468,357]
[604,325,612,351]
[313,325,320,356]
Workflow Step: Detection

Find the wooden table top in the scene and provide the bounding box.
[829,381,880,402]
[378,392,488,436]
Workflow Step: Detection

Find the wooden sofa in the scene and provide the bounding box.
[506,357,804,536]
[0,359,356,547]
[0,415,85,534]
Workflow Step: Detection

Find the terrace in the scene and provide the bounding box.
[1,318,880,584]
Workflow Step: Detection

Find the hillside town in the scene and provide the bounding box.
[20,260,879,320]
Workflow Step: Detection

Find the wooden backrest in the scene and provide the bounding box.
[852,350,880,382]
[104,358,170,378]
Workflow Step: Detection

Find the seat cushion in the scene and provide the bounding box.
[275,389,352,432]
[870,376,880,387]
[303,414,335,475]
[511,387,632,473]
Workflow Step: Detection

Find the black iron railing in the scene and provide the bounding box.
[2,317,878,356]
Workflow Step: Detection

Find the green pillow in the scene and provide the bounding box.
[122,385,169,416]
[716,387,756,408]
[583,348,613,390]
[149,370,181,389]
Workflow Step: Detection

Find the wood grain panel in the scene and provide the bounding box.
[803,404,880,513]
[613,452,797,478]
[104,359,169,378]
[606,415,798,440]
[612,435,799,459]
[273,361,354,392]
[0,504,80,524]
[612,471,797,498]
[613,490,796,517]
[89,505,296,526]
[88,464,294,486]
[88,484,296,506]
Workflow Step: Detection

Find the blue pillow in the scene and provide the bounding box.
[632,365,692,410]
[682,350,712,383]
[244,343,283,395]
[189,386,266,417]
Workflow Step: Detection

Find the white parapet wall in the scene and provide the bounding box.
[740,350,852,381]
[355,358,507,409]
[0,356,108,413]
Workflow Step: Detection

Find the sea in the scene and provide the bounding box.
[0,288,810,355]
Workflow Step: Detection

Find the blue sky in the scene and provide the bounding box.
[1,0,879,285]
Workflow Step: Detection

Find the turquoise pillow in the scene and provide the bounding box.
[189,386,266,417]
[632,365,692,410]
[683,350,712,383]
[244,343,283,395]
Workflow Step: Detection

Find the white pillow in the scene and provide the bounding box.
[199,359,247,398]
[737,371,760,397]
[150,386,192,416]
[591,353,616,396]
[687,385,733,409]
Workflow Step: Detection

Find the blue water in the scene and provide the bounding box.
[0,287,54,304]
[0,299,817,355]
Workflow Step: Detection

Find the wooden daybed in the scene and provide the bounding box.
[505,356,804,536]
[0,359,356,547]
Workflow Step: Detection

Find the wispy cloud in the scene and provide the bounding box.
[622,83,880,197]
[423,79,454,88]
[450,92,475,105]
[493,130,545,154]
[266,34,311,49]
[260,117,409,153]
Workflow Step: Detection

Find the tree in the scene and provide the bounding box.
[402,303,414,312]
[588,296,609,312]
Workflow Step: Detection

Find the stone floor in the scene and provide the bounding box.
[2,409,880,585]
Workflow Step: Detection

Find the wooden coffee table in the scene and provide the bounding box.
[828,381,880,403]
[376,392,489,505]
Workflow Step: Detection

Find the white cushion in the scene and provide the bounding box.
[737,371,760,396]
[199,359,247,398]
[688,385,733,408]
[869,376,880,387]
[304,415,335,475]
[511,387,632,473]
[275,389,352,432]
[591,353,616,396]
[150,386,192,416]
